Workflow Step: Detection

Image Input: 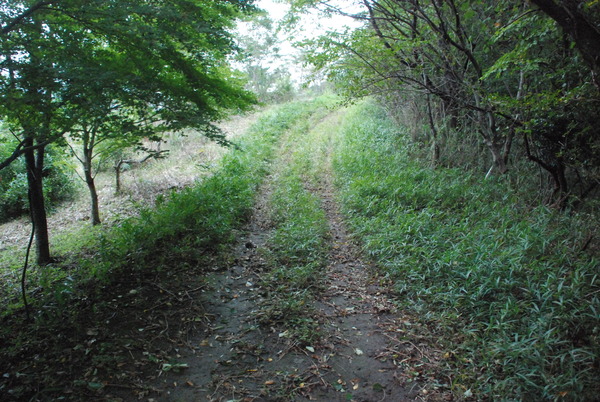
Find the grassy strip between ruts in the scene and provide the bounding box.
[258,98,337,346]
[333,100,600,400]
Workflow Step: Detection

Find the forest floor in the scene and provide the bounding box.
[1,106,451,401]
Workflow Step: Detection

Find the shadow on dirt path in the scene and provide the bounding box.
[149,109,436,401]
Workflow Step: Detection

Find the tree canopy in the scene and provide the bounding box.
[0,0,257,263]
[291,0,600,207]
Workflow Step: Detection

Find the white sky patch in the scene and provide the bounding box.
[239,0,364,85]
[257,0,289,21]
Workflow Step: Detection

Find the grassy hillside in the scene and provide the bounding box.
[333,100,599,400]
[0,98,334,316]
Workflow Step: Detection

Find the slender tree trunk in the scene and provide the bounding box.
[23,138,51,265]
[115,161,123,195]
[487,141,509,177]
[425,92,440,166]
[473,91,509,176]
[83,149,101,225]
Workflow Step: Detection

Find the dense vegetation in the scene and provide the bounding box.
[1,0,598,400]
[0,0,256,264]
[333,100,599,399]
[294,0,600,208]
[0,142,74,224]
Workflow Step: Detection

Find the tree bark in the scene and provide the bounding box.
[115,162,122,195]
[23,138,51,265]
[530,0,600,88]
[83,148,101,225]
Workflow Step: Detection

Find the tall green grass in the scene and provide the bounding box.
[89,98,334,280]
[334,100,599,400]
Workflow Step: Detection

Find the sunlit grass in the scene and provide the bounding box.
[0,100,321,317]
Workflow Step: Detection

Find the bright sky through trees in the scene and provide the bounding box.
[246,0,363,84]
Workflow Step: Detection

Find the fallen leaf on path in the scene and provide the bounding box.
[264,380,275,385]
[306,346,315,353]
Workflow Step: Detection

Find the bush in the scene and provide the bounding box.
[0,142,75,223]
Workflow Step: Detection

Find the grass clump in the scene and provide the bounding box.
[333,99,600,400]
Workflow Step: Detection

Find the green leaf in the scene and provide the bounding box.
[372,383,384,392]
[87,382,104,390]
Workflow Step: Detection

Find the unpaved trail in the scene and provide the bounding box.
[150,109,426,401]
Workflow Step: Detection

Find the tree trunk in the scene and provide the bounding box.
[115,160,123,195]
[480,109,509,176]
[23,138,51,265]
[86,174,101,225]
[530,0,600,89]
[83,149,101,225]
[425,92,441,166]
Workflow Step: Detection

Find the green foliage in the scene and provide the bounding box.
[0,98,327,318]
[236,13,296,103]
[0,0,259,263]
[91,100,322,277]
[296,0,600,204]
[0,140,75,223]
[334,100,600,399]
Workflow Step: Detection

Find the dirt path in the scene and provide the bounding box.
[145,109,431,401]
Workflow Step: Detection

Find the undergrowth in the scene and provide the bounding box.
[333,100,600,400]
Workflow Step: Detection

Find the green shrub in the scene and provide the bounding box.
[0,142,76,223]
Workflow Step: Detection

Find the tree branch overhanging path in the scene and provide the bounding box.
[292,0,600,206]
